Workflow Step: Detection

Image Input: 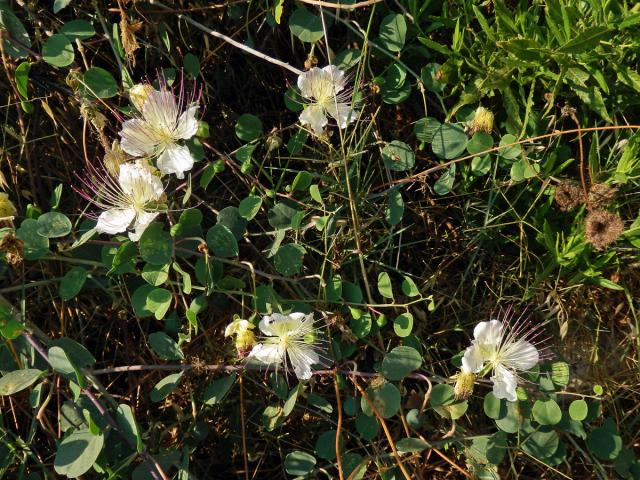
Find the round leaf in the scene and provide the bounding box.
[393,312,413,337]
[569,399,588,421]
[289,7,324,43]
[381,346,422,381]
[315,430,343,460]
[284,451,316,476]
[382,141,415,171]
[431,124,467,159]
[42,34,74,67]
[36,212,71,238]
[16,219,49,260]
[273,243,306,277]
[0,369,43,395]
[217,207,247,240]
[139,223,173,265]
[521,430,559,460]
[206,224,239,258]
[59,267,87,301]
[59,20,95,40]
[235,113,263,141]
[467,132,493,155]
[54,429,104,477]
[377,272,393,299]
[361,383,401,419]
[430,384,455,407]
[483,392,507,420]
[82,67,118,98]
[150,372,184,402]
[239,195,262,220]
[355,412,379,440]
[532,399,562,425]
[148,332,184,360]
[378,13,407,52]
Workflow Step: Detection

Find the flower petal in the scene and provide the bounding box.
[299,105,328,135]
[118,163,164,201]
[501,340,539,372]
[173,105,199,140]
[129,211,158,241]
[142,90,178,131]
[491,365,518,402]
[325,102,354,129]
[248,343,283,365]
[461,344,484,373]
[119,118,161,157]
[473,319,503,347]
[259,313,304,337]
[297,67,322,99]
[322,65,346,92]
[156,144,194,179]
[288,344,319,380]
[95,208,136,235]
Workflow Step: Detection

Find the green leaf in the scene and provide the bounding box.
[355,412,379,440]
[557,26,610,54]
[202,373,237,405]
[268,202,299,230]
[59,267,88,301]
[430,384,455,407]
[483,392,507,419]
[551,361,570,385]
[36,212,71,238]
[350,311,372,338]
[587,418,622,460]
[396,437,430,453]
[532,399,562,425]
[82,67,119,99]
[0,369,43,395]
[361,383,401,419]
[393,312,413,337]
[239,196,262,220]
[467,132,493,155]
[15,62,30,99]
[139,223,173,265]
[382,141,414,171]
[385,188,404,226]
[289,7,324,43]
[495,400,524,433]
[217,206,247,240]
[17,219,49,260]
[400,276,419,297]
[381,346,422,381]
[115,404,144,453]
[206,224,238,258]
[433,164,456,196]
[291,171,313,192]
[141,263,170,286]
[183,52,200,76]
[42,34,74,67]
[54,428,104,477]
[471,155,492,176]
[413,117,441,142]
[569,399,588,421]
[0,6,32,58]
[148,332,184,360]
[510,158,540,181]
[60,20,96,40]
[432,123,467,160]
[150,372,184,402]
[235,113,263,141]
[315,430,343,461]
[284,451,316,476]
[521,430,559,460]
[273,243,306,277]
[53,0,72,13]
[50,337,95,367]
[378,13,407,52]
[377,272,394,299]
[498,134,521,159]
[146,288,172,320]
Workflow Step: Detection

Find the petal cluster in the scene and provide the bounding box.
[120,86,199,179]
[297,65,354,135]
[247,312,325,380]
[462,316,540,402]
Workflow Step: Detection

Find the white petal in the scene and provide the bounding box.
[128,211,158,241]
[142,90,178,131]
[288,344,319,380]
[118,163,164,201]
[322,65,346,92]
[156,144,194,179]
[95,208,136,235]
[299,105,328,135]
[491,365,518,402]
[248,343,283,365]
[325,102,353,129]
[119,118,161,157]
[259,313,302,337]
[474,320,503,347]
[501,340,539,372]
[297,67,322,99]
[461,344,484,373]
[173,105,199,140]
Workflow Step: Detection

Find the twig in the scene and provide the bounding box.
[350,377,412,480]
[149,0,303,75]
[299,0,383,8]
[333,370,345,480]
[239,374,249,480]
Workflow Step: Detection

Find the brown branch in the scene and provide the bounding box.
[299,0,383,9]
[333,370,345,480]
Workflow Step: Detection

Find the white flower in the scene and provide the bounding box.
[119,85,199,179]
[78,162,164,241]
[248,312,326,380]
[297,65,354,135]
[462,316,541,402]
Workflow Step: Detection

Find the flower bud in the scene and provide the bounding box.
[129,83,155,111]
[467,106,494,135]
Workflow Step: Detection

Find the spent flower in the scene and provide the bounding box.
[119,82,199,178]
[77,162,165,241]
[248,312,327,380]
[297,65,354,135]
[224,317,257,358]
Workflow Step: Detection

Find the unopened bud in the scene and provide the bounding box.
[104,141,127,176]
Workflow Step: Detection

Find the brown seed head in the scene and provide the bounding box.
[584,210,624,250]
[0,233,24,266]
[554,182,584,211]
[587,183,618,211]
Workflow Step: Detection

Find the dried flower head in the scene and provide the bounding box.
[0,232,23,266]
[584,210,624,250]
[554,181,584,212]
[466,106,494,135]
[103,141,128,177]
[587,183,618,211]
